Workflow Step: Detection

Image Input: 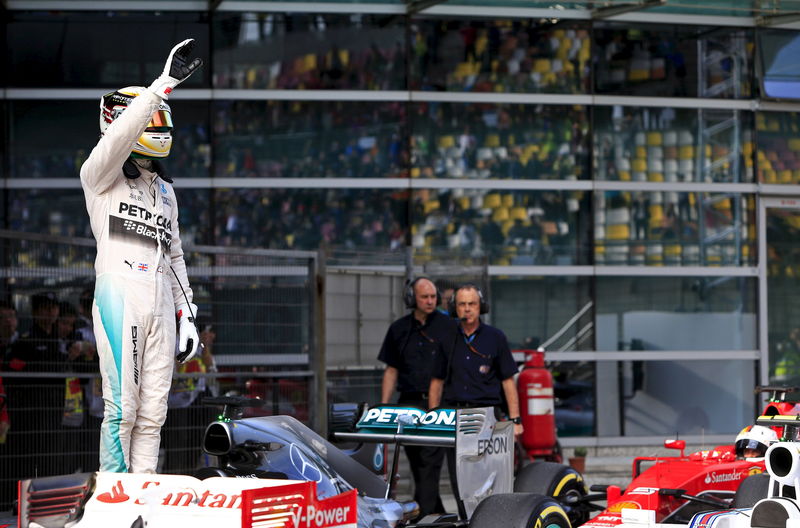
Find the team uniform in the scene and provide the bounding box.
[378,309,457,518]
[431,320,518,519]
[80,88,194,473]
[432,322,518,410]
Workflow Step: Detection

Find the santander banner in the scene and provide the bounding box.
[74,472,357,528]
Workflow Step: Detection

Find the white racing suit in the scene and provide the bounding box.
[80,90,192,473]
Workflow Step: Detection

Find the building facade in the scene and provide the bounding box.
[4,0,800,443]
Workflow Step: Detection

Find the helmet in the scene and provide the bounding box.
[734,425,778,460]
[99,86,173,159]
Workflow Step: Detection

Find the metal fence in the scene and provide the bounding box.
[0,229,328,511]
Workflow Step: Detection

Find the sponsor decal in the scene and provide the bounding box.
[289,444,322,483]
[749,466,763,476]
[137,263,149,272]
[160,183,168,195]
[109,215,172,251]
[477,436,508,456]
[244,481,356,528]
[97,480,130,503]
[132,326,139,386]
[162,196,172,206]
[629,487,659,495]
[373,445,384,471]
[607,501,641,512]
[359,407,457,429]
[118,202,172,230]
[479,364,490,374]
[124,260,134,269]
[704,469,746,484]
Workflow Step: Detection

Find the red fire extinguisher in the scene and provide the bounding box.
[516,348,560,462]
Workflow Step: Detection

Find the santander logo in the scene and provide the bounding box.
[704,470,743,484]
[96,481,130,503]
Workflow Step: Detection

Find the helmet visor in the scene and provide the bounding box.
[735,438,767,458]
[147,109,173,130]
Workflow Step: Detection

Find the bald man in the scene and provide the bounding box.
[378,277,457,519]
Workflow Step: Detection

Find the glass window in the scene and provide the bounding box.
[412,189,592,265]
[6,11,210,88]
[595,191,756,266]
[621,360,755,436]
[213,13,406,90]
[410,18,590,93]
[594,23,753,99]
[7,189,90,238]
[491,276,593,349]
[757,29,800,100]
[412,102,589,179]
[595,276,756,351]
[594,106,753,183]
[756,111,800,184]
[6,188,209,246]
[766,207,800,384]
[213,100,406,178]
[9,100,210,179]
[213,188,408,250]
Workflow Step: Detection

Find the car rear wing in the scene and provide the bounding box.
[334,405,514,519]
[332,405,457,447]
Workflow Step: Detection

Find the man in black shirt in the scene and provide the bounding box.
[428,283,522,519]
[378,277,457,518]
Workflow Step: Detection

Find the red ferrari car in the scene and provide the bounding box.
[512,386,799,528]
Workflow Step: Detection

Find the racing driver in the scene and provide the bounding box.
[80,39,203,473]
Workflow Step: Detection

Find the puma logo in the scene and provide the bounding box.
[124,260,133,269]
[96,480,130,503]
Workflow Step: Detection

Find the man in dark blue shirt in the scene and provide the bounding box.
[378,277,457,519]
[428,283,522,519]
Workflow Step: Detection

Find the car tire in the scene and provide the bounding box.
[732,473,770,508]
[514,461,588,525]
[471,493,571,528]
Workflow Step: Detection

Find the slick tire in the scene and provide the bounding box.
[471,493,571,528]
[514,461,587,525]
[732,472,771,508]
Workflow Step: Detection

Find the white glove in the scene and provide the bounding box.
[176,302,199,363]
[148,38,203,100]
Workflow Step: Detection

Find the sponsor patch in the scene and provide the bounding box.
[131,325,140,386]
[137,263,149,272]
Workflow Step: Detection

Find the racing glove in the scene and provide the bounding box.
[148,38,203,100]
[176,302,200,363]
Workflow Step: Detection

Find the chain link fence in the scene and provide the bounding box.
[0,229,324,512]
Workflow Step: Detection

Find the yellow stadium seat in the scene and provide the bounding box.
[647,132,662,146]
[502,194,514,208]
[484,193,501,209]
[679,146,694,159]
[485,134,501,148]
[635,146,646,159]
[511,207,528,221]
[607,224,631,240]
[501,220,515,236]
[648,173,664,182]
[619,170,631,181]
[438,135,455,149]
[632,159,647,172]
[410,167,421,178]
[533,59,551,73]
[492,208,510,222]
[424,199,440,214]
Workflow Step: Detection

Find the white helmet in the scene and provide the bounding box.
[99,86,173,159]
[735,425,778,460]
